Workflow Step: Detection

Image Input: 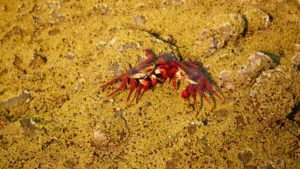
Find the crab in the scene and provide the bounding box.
[102,49,221,111]
[101,49,182,103]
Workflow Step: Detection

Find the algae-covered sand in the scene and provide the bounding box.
[0,0,300,168]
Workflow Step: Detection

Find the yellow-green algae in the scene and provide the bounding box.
[0,0,300,168]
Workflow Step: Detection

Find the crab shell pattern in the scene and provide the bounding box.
[102,49,221,111]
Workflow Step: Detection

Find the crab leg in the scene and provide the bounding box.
[150,75,158,86]
[102,49,222,112]
[106,78,128,98]
[203,80,222,100]
[127,78,138,102]
[135,83,143,103]
[189,87,199,112]
[171,78,178,89]
[154,66,168,79]
[195,84,210,104]
[101,76,122,88]
[144,49,157,61]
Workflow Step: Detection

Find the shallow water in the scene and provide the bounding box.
[0,0,300,168]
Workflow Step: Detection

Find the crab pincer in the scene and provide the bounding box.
[102,49,181,103]
[102,50,156,103]
[176,61,222,112]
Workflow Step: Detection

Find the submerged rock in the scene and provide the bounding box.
[243,8,272,33]
[20,118,37,137]
[238,52,276,85]
[194,13,246,57]
[0,90,31,110]
[193,9,272,58]
[249,66,300,123]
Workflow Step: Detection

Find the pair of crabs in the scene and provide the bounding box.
[102,49,222,111]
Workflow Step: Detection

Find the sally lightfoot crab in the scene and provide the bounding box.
[102,49,221,111]
[101,49,182,103]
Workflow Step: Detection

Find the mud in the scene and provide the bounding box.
[0,0,299,168]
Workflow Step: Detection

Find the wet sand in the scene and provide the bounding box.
[0,0,300,168]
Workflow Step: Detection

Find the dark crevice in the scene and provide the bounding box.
[259,50,281,65]
[147,30,184,61]
[133,28,184,61]
[287,103,300,128]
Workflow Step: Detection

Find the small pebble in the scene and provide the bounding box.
[92,127,109,149]
[65,52,75,60]
[133,15,147,24]
[48,28,60,36]
[198,29,211,41]
[219,70,235,90]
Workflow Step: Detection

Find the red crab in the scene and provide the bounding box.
[101,49,182,103]
[102,49,221,111]
[175,61,222,111]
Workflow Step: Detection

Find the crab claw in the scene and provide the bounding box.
[177,61,222,111]
[181,84,211,112]
[102,49,163,103]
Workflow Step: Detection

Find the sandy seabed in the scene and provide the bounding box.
[0,0,300,168]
